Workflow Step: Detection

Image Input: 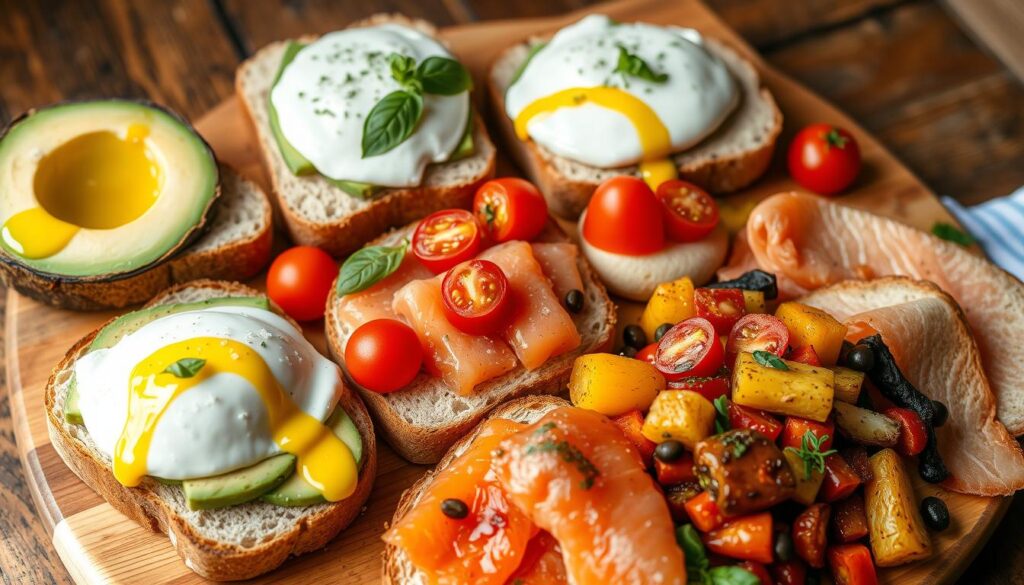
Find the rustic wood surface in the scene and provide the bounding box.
[0,0,1022,583]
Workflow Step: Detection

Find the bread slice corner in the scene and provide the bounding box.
[45,279,377,581]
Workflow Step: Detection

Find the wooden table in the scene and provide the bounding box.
[1,1,1022,583]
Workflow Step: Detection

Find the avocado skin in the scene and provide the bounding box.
[183,454,296,511]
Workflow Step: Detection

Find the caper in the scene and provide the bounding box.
[564,289,584,313]
[440,498,469,519]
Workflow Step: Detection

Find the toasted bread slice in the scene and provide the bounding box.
[325,224,616,464]
[489,34,782,219]
[235,14,497,258]
[382,395,567,584]
[45,280,377,581]
[0,166,273,311]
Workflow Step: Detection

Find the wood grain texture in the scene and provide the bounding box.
[945,0,1024,83]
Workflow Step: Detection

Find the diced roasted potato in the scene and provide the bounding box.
[833,367,865,404]
[731,352,835,422]
[695,429,795,517]
[640,277,695,340]
[783,449,826,505]
[775,302,849,365]
[642,390,715,450]
[833,401,899,447]
[569,354,666,416]
[742,290,766,314]
[864,449,932,566]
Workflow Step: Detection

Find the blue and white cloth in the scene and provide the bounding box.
[943,186,1024,281]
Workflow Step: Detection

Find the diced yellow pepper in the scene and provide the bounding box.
[742,290,766,314]
[640,277,695,340]
[784,449,825,504]
[731,352,835,422]
[569,354,666,416]
[641,390,715,450]
[775,302,849,365]
[833,367,865,404]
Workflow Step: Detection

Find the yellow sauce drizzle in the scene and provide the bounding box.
[115,337,357,502]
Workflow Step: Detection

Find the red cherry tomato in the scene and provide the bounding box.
[440,259,512,335]
[695,288,747,335]
[788,124,861,196]
[655,317,724,380]
[266,245,337,321]
[793,503,830,569]
[473,178,548,243]
[728,403,783,441]
[726,314,790,365]
[581,176,665,255]
[882,407,928,456]
[412,209,483,273]
[345,319,423,393]
[657,180,720,242]
[635,342,659,365]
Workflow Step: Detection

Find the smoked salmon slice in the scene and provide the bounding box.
[493,407,686,585]
[720,192,1024,435]
[530,242,584,301]
[802,277,1024,496]
[505,532,568,585]
[335,253,432,342]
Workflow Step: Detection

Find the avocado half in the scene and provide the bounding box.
[0,100,220,288]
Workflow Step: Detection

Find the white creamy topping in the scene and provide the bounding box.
[505,14,738,168]
[272,24,470,186]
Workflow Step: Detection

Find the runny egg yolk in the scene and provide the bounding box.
[114,337,358,502]
[513,87,679,191]
[1,124,162,259]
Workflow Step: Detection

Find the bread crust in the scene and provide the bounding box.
[44,280,377,581]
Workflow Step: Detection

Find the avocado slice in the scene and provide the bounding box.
[183,453,296,511]
[508,42,549,89]
[261,407,363,507]
[64,378,83,425]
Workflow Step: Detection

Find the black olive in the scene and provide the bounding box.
[805,570,822,585]
[931,400,949,427]
[774,530,794,562]
[655,323,673,342]
[564,289,584,313]
[623,325,647,349]
[845,344,875,372]
[920,496,950,531]
[618,346,638,358]
[441,498,469,519]
[654,440,685,463]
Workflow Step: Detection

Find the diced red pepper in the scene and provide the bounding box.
[780,417,834,450]
[684,490,726,532]
[788,345,821,366]
[770,560,807,585]
[728,403,783,441]
[831,493,869,543]
[636,342,658,365]
[613,410,657,467]
[703,512,774,564]
[695,288,747,336]
[828,544,878,585]
[820,454,862,502]
[840,447,873,483]
[669,370,731,403]
[655,451,697,486]
[664,481,702,523]
[882,407,928,456]
[792,503,830,568]
[737,561,774,585]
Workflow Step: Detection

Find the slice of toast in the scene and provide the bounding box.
[0,165,273,311]
[235,14,497,258]
[489,34,783,219]
[382,395,567,584]
[325,224,616,464]
[45,280,377,581]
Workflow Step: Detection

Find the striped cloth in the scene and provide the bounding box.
[943,186,1024,281]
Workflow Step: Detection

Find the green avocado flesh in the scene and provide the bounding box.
[184,454,296,511]
[268,42,474,198]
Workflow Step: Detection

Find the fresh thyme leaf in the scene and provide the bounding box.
[753,350,789,371]
[163,358,206,378]
[336,241,407,295]
[784,431,837,479]
[931,222,975,247]
[614,45,668,83]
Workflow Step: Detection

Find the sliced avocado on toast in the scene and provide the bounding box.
[183,454,296,511]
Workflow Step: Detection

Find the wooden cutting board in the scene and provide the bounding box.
[5,0,1009,583]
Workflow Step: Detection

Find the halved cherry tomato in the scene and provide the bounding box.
[612,410,657,467]
[781,417,834,451]
[788,124,861,196]
[669,371,730,403]
[726,314,790,366]
[728,403,783,441]
[636,342,659,365]
[473,178,548,243]
[737,561,774,585]
[695,288,747,335]
[412,209,483,273]
[345,319,423,393]
[882,407,928,456]
[685,491,726,532]
[831,493,869,543]
[793,503,830,568]
[655,452,697,486]
[266,245,337,321]
[656,179,720,242]
[703,513,774,564]
[788,346,821,367]
[820,454,862,502]
[771,560,808,585]
[581,176,665,255]
[441,259,512,335]
[828,544,878,585]
[655,317,724,380]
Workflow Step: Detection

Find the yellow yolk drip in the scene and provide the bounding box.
[2,124,163,259]
[115,337,358,502]
[513,87,679,190]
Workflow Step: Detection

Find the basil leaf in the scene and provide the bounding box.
[713,395,730,434]
[614,45,668,83]
[753,350,789,371]
[362,91,423,157]
[931,222,975,247]
[416,56,472,95]
[163,358,206,378]
[676,524,709,582]
[390,53,416,84]
[336,242,407,295]
[708,566,760,585]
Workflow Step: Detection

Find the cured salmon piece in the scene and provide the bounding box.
[335,253,432,339]
[481,242,581,370]
[494,407,686,585]
[393,277,518,395]
[505,532,568,585]
[802,277,1024,496]
[530,242,584,300]
[721,192,1024,435]
[383,419,536,585]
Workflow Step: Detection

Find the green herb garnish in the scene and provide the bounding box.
[163,358,206,379]
[713,395,730,434]
[753,350,789,371]
[526,422,599,489]
[614,45,668,84]
[784,431,837,480]
[336,241,407,295]
[721,430,753,459]
[931,222,975,247]
[677,524,759,585]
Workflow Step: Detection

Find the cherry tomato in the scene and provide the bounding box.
[685,491,726,532]
[412,209,483,273]
[473,178,548,243]
[441,259,512,335]
[828,544,878,585]
[345,319,423,393]
[726,314,790,366]
[581,176,665,255]
[703,513,774,564]
[882,407,928,456]
[728,403,783,441]
[737,561,774,585]
[636,342,659,365]
[266,245,337,321]
[695,288,747,335]
[669,371,730,403]
[793,503,830,569]
[788,124,861,196]
[655,317,724,380]
[657,179,720,242]
[781,417,835,451]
